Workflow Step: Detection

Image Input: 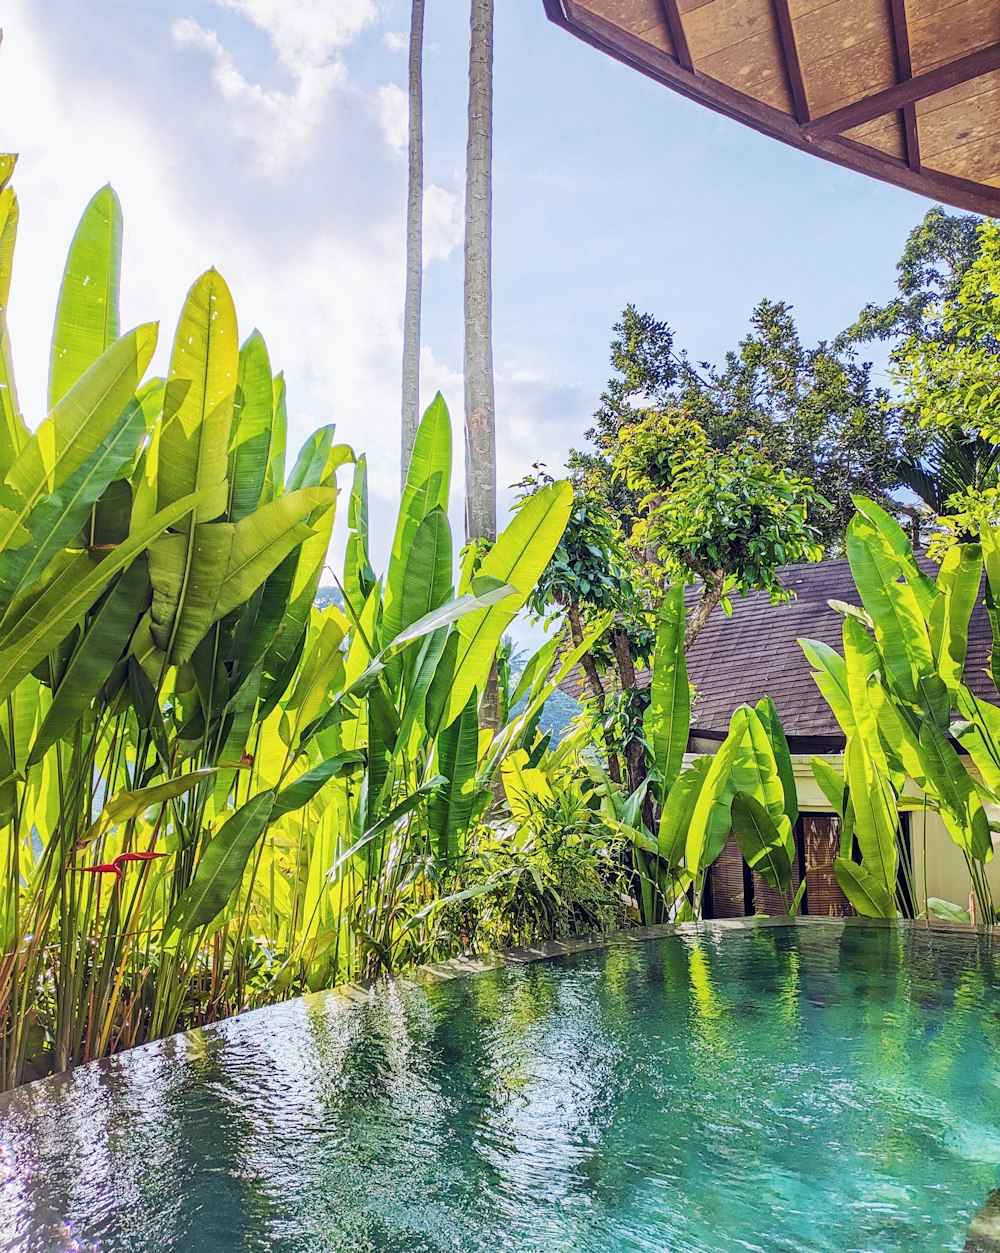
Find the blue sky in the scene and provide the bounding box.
[0,0,938,573]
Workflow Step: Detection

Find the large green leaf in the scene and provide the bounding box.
[248,434,350,709]
[344,455,376,617]
[841,616,894,782]
[811,757,848,821]
[48,185,122,410]
[755,696,797,829]
[0,488,208,702]
[731,791,792,893]
[844,735,897,896]
[0,720,16,828]
[834,855,896,919]
[685,715,744,875]
[271,752,365,821]
[27,559,149,766]
[105,769,218,826]
[644,583,689,793]
[164,790,276,937]
[917,717,993,862]
[218,487,335,621]
[865,680,927,789]
[324,779,444,884]
[845,514,934,707]
[800,637,855,738]
[0,391,149,599]
[227,330,274,522]
[428,689,481,868]
[157,268,237,528]
[432,480,572,729]
[0,182,17,310]
[1,323,157,563]
[149,486,334,665]
[930,543,982,694]
[658,757,709,867]
[383,394,452,649]
[955,685,1000,793]
[926,897,972,925]
[268,373,287,496]
[729,705,787,838]
[0,309,27,482]
[851,495,937,619]
[399,507,454,639]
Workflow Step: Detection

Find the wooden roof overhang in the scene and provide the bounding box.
[542,0,1000,216]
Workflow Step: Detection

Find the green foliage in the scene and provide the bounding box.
[579,301,900,550]
[0,175,578,1090]
[613,412,825,605]
[841,205,984,351]
[895,220,1000,444]
[801,494,1000,921]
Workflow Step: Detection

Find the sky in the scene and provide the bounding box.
[0,0,946,581]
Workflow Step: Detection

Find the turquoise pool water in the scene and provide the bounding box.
[2,923,1000,1252]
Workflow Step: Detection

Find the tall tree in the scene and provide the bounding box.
[573,301,899,550]
[400,0,425,485]
[464,0,498,729]
[463,0,497,547]
[839,205,984,350]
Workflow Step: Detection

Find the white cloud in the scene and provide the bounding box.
[375,82,408,153]
[171,18,345,170]
[0,0,432,570]
[383,31,407,53]
[423,185,463,264]
[215,0,379,71]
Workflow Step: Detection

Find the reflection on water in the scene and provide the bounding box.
[2,924,1000,1252]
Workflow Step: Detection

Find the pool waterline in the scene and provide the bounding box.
[3,918,1000,1253]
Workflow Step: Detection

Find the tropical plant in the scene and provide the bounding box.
[559,580,807,925]
[0,170,581,1091]
[800,496,997,921]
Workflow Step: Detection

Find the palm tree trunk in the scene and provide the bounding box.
[463,0,496,546]
[465,0,498,729]
[400,0,425,486]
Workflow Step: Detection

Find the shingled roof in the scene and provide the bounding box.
[560,556,997,750]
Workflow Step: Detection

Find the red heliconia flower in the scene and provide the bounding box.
[113,851,166,869]
[73,851,167,883]
[73,862,123,882]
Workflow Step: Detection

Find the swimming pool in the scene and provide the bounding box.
[2,921,999,1252]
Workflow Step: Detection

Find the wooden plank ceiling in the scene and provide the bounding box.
[543,0,1000,215]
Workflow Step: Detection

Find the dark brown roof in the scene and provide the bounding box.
[560,556,997,749]
[543,1,1000,218]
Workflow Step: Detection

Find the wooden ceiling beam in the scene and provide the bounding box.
[771,0,810,123]
[806,41,1000,140]
[657,0,693,73]
[888,0,920,171]
[546,0,1000,217]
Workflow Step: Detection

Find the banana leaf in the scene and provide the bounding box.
[731,790,793,893]
[644,583,689,794]
[164,789,277,938]
[834,855,896,918]
[157,268,238,528]
[48,184,122,410]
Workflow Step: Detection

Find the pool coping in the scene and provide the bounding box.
[2,915,995,1107]
[339,914,1000,1007]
